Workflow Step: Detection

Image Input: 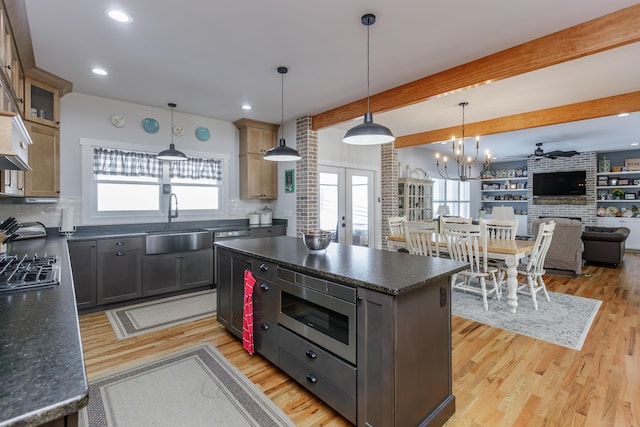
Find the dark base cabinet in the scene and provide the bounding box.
[143,248,213,296]
[68,240,97,310]
[357,283,454,427]
[216,245,455,426]
[97,237,143,305]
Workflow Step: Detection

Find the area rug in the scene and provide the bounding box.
[452,290,601,350]
[79,343,295,427]
[106,290,216,339]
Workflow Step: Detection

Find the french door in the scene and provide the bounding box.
[318,166,375,247]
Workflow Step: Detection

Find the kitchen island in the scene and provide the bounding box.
[0,236,88,427]
[215,236,468,426]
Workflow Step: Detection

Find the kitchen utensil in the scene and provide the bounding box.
[260,206,273,225]
[0,217,16,231]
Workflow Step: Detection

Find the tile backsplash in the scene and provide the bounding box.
[0,196,82,229]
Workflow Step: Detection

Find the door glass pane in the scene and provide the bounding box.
[319,172,339,240]
[351,175,369,247]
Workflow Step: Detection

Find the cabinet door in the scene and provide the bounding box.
[0,170,24,196]
[142,253,181,296]
[216,248,233,329]
[240,153,277,199]
[68,240,97,310]
[97,249,142,305]
[180,248,213,289]
[24,77,60,127]
[24,122,59,197]
[246,126,276,154]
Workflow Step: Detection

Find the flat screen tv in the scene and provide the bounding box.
[533,170,587,196]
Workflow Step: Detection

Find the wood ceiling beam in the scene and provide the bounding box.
[394,92,640,148]
[311,4,640,131]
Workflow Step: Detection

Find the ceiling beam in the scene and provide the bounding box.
[394,91,640,148]
[311,4,640,131]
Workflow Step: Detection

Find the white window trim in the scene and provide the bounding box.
[80,138,229,225]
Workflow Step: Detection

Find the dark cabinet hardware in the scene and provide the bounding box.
[116,251,125,256]
[260,263,269,272]
[261,323,269,330]
[306,374,317,384]
[305,350,317,359]
[260,283,269,291]
[115,241,126,246]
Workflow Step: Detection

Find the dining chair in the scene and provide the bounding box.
[438,216,472,253]
[444,223,500,310]
[512,220,556,310]
[404,221,438,257]
[388,216,406,237]
[480,218,518,240]
[386,216,407,251]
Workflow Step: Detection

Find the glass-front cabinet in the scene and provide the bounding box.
[398,178,433,221]
[24,77,60,128]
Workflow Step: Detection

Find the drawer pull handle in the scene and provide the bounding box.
[305,350,317,359]
[116,251,125,256]
[260,283,269,291]
[261,323,269,330]
[306,374,317,384]
[260,263,269,272]
[115,241,126,246]
[246,259,252,265]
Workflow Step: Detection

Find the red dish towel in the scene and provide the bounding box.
[242,269,256,355]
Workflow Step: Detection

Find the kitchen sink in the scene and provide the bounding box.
[145,230,211,255]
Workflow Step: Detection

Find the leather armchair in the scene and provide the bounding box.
[581,226,630,267]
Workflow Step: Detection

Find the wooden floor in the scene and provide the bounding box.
[79,253,640,426]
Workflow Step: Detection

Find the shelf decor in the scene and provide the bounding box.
[624,193,636,200]
[598,157,610,173]
[625,158,640,171]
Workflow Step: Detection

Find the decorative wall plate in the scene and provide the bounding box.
[111,114,126,128]
[141,117,159,134]
[409,167,428,179]
[195,126,210,141]
[173,125,184,136]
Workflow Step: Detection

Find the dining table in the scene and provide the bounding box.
[389,235,535,313]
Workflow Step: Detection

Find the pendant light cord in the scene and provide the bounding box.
[366,21,370,113]
[281,69,284,139]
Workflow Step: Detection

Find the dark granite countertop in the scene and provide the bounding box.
[68,219,287,241]
[0,237,88,427]
[216,236,468,295]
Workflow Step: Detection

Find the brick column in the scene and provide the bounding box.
[295,116,318,236]
[381,142,399,245]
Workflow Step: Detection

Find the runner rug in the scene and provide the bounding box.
[79,343,295,427]
[452,290,601,350]
[106,289,216,339]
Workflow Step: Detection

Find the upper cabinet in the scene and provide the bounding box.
[0,2,72,198]
[24,77,59,127]
[234,118,279,200]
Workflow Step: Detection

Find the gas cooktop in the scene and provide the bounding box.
[0,254,60,293]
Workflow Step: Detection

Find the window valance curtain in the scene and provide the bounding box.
[93,147,223,181]
[93,148,160,178]
[169,158,223,180]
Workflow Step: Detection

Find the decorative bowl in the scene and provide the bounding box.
[302,231,332,253]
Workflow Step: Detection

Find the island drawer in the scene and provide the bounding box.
[253,259,277,281]
[253,278,277,321]
[279,347,356,424]
[254,314,278,365]
[98,237,143,252]
[278,326,356,395]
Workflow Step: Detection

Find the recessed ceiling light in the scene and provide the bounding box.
[241,104,252,110]
[105,9,132,23]
[631,142,639,146]
[91,67,108,76]
[617,112,630,117]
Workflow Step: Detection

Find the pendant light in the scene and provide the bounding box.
[157,102,187,161]
[343,13,395,145]
[264,66,301,162]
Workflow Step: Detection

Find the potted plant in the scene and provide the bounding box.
[612,188,625,200]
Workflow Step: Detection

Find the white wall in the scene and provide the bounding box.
[0,93,277,227]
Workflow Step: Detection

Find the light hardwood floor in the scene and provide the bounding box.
[79,253,640,426]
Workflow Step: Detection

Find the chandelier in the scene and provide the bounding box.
[435,102,491,181]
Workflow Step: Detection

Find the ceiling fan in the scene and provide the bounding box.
[529,142,579,160]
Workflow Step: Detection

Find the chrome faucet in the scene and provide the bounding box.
[168,193,178,229]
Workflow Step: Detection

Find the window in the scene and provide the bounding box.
[432,178,470,217]
[90,146,223,220]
